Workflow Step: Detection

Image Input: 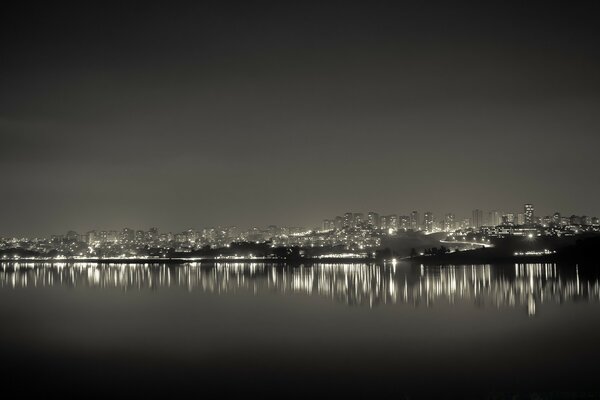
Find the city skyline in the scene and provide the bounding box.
[3,202,598,238]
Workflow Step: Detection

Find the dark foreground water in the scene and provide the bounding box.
[1,261,600,399]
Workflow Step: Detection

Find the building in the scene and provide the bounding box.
[517,213,525,226]
[423,212,434,232]
[472,209,484,229]
[322,219,334,231]
[387,215,398,231]
[524,204,534,225]
[380,216,389,230]
[502,213,515,225]
[334,216,343,230]
[399,215,410,230]
[353,213,364,226]
[121,228,135,242]
[367,212,380,229]
[343,213,353,228]
[410,211,420,231]
[488,210,501,227]
[443,213,455,232]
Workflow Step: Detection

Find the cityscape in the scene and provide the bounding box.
[3,1,600,398]
[2,203,599,260]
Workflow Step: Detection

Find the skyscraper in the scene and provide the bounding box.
[399,215,410,231]
[388,215,398,231]
[423,212,434,232]
[353,213,365,226]
[488,210,501,227]
[343,212,353,228]
[443,213,455,232]
[367,212,380,228]
[410,211,420,231]
[380,215,389,230]
[524,204,534,225]
[322,219,334,230]
[472,209,484,229]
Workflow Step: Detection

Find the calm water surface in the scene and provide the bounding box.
[1,262,599,398]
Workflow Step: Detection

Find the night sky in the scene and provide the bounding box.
[2,1,600,236]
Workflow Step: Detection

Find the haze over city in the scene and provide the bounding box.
[2,2,600,236]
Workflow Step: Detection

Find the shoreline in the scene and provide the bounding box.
[0,257,377,265]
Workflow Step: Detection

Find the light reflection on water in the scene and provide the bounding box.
[1,262,599,315]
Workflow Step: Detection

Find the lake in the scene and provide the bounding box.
[1,261,599,398]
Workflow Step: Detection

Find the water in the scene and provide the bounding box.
[1,261,599,398]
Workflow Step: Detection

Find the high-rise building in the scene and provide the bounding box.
[353,213,364,226]
[367,212,380,228]
[517,213,525,225]
[472,209,484,229]
[524,204,534,225]
[423,212,434,232]
[410,211,420,231]
[399,215,410,230]
[86,231,97,244]
[148,227,159,242]
[322,219,334,231]
[488,210,501,227]
[343,213,353,228]
[443,213,455,232]
[380,216,389,230]
[388,215,398,231]
[121,227,135,242]
[135,230,145,242]
[334,216,343,230]
[502,213,515,225]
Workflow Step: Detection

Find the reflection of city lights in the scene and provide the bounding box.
[0,262,597,317]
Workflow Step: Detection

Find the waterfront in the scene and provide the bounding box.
[2,262,600,397]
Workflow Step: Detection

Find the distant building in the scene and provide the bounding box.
[387,215,398,231]
[135,230,145,242]
[502,213,515,225]
[399,215,410,230]
[121,228,135,242]
[517,213,525,226]
[66,230,80,242]
[472,209,484,229]
[410,211,420,231]
[322,219,334,230]
[334,216,343,230]
[524,204,534,225]
[380,216,389,230]
[443,213,455,232]
[343,213,353,228]
[353,213,364,226]
[367,212,380,228]
[488,210,501,227]
[87,231,97,244]
[423,212,434,232]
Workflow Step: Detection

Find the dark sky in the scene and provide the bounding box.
[2,1,600,236]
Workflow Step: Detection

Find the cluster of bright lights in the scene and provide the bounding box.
[513,250,556,256]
